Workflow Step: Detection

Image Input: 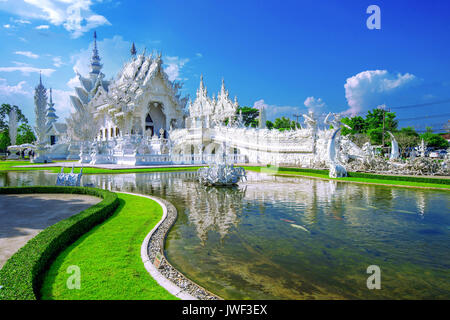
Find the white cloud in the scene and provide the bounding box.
[35,24,49,29]
[304,96,326,112]
[195,53,203,58]
[51,88,74,119]
[252,99,302,121]
[67,35,131,88]
[0,78,31,96]
[164,56,189,81]
[52,56,64,67]
[344,70,418,115]
[13,18,31,24]
[3,24,11,28]
[12,61,31,67]
[0,66,55,76]
[14,51,39,59]
[0,0,110,38]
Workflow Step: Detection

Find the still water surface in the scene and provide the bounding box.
[1,170,449,299]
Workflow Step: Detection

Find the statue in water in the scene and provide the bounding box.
[197,142,246,186]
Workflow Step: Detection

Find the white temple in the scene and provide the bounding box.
[35,32,367,169]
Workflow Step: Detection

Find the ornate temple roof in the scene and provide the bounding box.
[188,76,238,121]
[104,49,188,119]
[69,31,110,117]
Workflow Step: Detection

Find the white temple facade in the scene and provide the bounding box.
[42,32,367,168]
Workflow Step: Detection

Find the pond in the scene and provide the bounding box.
[1,170,449,299]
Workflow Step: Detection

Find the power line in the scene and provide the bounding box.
[390,99,450,110]
[397,113,450,121]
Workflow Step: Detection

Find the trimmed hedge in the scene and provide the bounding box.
[267,166,450,185]
[0,186,119,300]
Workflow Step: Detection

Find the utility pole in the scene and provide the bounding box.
[293,113,301,128]
[382,109,385,147]
[378,104,390,147]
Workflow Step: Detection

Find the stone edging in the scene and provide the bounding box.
[117,191,221,300]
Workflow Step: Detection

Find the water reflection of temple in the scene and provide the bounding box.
[1,170,436,241]
[185,185,246,243]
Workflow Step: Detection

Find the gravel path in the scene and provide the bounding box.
[145,197,221,300]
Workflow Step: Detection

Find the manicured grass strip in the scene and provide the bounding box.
[244,166,450,189]
[0,186,119,300]
[0,160,204,174]
[40,193,178,300]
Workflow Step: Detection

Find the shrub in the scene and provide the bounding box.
[0,186,119,300]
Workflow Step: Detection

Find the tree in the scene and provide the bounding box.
[16,124,36,145]
[341,116,367,135]
[0,104,28,131]
[0,130,10,152]
[266,120,274,130]
[236,106,259,127]
[367,127,384,145]
[347,133,370,148]
[395,127,420,156]
[420,131,449,149]
[273,117,296,131]
[365,108,398,133]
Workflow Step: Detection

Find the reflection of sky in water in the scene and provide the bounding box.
[1,170,449,299]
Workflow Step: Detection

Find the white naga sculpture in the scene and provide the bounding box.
[387,131,400,160]
[327,128,348,178]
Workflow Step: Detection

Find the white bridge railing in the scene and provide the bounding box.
[99,153,247,165]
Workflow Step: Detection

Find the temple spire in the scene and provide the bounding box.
[200,74,205,90]
[131,42,137,57]
[46,88,58,128]
[90,30,102,77]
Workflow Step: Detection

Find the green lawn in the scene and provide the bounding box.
[0,160,204,174]
[244,166,450,190]
[40,193,177,300]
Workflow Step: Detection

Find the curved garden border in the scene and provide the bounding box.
[118,191,221,300]
[0,186,119,300]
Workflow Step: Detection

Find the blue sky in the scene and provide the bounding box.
[0,0,449,132]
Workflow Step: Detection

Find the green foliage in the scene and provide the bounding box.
[399,126,419,137]
[341,108,398,146]
[273,117,297,131]
[0,104,28,131]
[367,127,384,145]
[0,130,11,152]
[420,131,449,149]
[366,108,398,132]
[237,106,259,127]
[341,116,367,135]
[266,120,274,130]
[16,124,36,145]
[0,186,119,300]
